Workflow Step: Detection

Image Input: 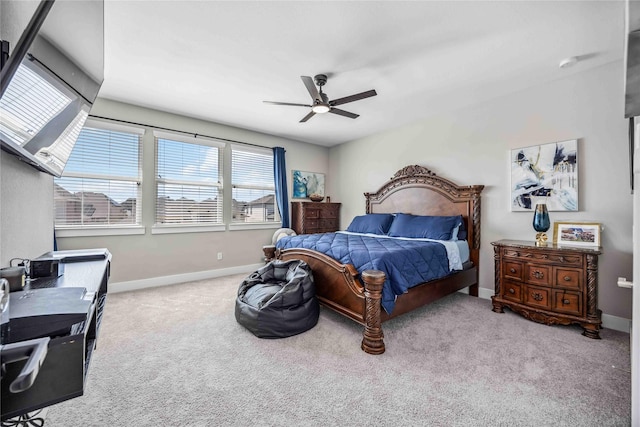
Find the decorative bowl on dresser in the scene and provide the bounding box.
[291,201,341,234]
[491,239,602,338]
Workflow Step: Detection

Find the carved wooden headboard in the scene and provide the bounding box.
[364,165,485,266]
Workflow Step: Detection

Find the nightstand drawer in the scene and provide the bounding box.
[553,290,582,316]
[554,268,582,290]
[523,285,551,310]
[503,261,523,281]
[502,281,522,303]
[526,264,552,286]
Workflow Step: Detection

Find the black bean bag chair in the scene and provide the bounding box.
[235,259,318,339]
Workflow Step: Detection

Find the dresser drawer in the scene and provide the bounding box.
[503,261,523,281]
[523,285,551,310]
[319,207,338,219]
[305,209,320,219]
[525,264,552,286]
[305,219,319,229]
[502,281,522,303]
[319,219,337,229]
[554,268,582,290]
[553,290,582,316]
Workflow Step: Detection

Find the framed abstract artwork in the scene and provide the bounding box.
[511,139,578,211]
[292,170,325,199]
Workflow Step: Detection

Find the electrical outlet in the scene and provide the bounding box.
[217,252,223,260]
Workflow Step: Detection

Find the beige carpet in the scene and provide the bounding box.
[44,273,631,426]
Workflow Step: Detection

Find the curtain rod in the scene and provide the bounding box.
[88,114,271,150]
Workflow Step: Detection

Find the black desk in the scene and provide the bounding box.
[1,249,111,421]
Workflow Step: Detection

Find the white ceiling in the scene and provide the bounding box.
[98,1,626,147]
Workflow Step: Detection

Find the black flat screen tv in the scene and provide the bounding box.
[0,0,104,177]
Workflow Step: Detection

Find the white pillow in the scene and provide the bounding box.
[272,228,297,244]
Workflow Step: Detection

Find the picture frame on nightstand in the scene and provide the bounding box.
[553,221,601,247]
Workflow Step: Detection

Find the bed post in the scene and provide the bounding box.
[469,189,483,297]
[361,270,386,355]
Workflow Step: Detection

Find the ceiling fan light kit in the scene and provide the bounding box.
[311,104,330,114]
[264,73,377,122]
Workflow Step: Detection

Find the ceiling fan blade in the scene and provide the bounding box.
[301,76,321,102]
[263,101,312,107]
[330,89,377,106]
[300,111,316,122]
[329,108,359,119]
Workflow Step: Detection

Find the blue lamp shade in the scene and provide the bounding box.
[532,203,550,232]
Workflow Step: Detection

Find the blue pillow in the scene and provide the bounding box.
[387,213,462,240]
[455,218,467,240]
[346,214,395,235]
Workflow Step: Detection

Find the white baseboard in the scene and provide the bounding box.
[464,287,631,334]
[477,286,494,300]
[112,270,632,334]
[108,263,263,294]
[601,313,632,334]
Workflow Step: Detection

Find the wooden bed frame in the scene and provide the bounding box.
[265,165,484,354]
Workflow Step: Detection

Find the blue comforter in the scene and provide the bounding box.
[275,232,453,314]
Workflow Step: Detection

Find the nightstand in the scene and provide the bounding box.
[491,239,602,338]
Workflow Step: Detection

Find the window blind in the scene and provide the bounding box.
[155,136,223,225]
[0,63,71,146]
[54,123,142,227]
[231,145,276,223]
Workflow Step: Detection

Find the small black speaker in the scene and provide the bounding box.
[30,259,60,278]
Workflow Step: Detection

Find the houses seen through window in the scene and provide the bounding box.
[56,124,279,231]
[155,133,224,225]
[231,145,277,224]
[54,122,143,227]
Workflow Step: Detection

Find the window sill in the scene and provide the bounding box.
[151,224,226,235]
[228,222,281,231]
[55,226,146,238]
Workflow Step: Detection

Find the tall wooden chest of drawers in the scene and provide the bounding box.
[491,240,602,338]
[291,202,341,234]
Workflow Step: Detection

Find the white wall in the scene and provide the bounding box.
[329,61,633,319]
[0,155,55,266]
[56,99,330,284]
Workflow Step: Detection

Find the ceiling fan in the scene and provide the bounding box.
[263,74,377,123]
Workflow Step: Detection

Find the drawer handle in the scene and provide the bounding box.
[509,268,516,274]
[531,292,543,301]
[563,276,571,282]
[563,299,570,305]
[533,270,544,279]
[508,288,515,294]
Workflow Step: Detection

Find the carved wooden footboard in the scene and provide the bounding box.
[273,247,387,354]
[268,165,484,355]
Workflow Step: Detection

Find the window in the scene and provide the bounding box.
[54,120,143,229]
[231,145,277,224]
[155,132,224,226]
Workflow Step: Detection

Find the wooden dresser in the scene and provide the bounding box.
[291,201,340,234]
[491,240,602,338]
